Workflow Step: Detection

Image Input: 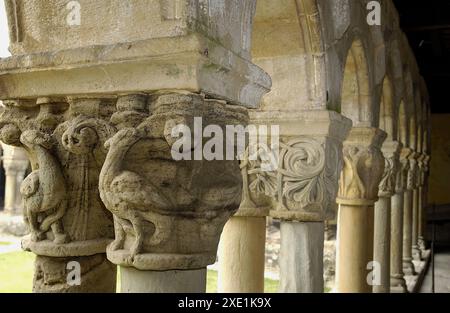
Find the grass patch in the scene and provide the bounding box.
[0,242,11,246]
[206,270,279,293]
[0,251,35,293]
[0,251,280,293]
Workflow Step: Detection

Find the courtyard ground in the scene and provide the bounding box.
[0,239,279,293]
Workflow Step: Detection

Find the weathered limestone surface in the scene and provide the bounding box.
[373,140,401,293]
[279,221,324,293]
[403,151,419,276]
[0,0,432,294]
[218,216,266,293]
[1,1,270,108]
[0,97,117,292]
[121,267,207,293]
[390,147,411,292]
[102,93,248,271]
[0,0,270,293]
[336,127,386,293]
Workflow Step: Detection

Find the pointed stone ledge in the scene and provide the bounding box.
[0,35,271,108]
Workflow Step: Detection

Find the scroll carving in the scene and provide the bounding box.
[239,135,342,221]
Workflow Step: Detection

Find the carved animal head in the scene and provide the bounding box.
[0,123,22,146]
[62,126,98,154]
[20,130,54,150]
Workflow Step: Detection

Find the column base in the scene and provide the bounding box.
[402,259,416,276]
[120,267,206,293]
[412,245,422,261]
[390,275,407,293]
[33,254,117,293]
[418,237,426,251]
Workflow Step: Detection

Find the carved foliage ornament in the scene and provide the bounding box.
[337,143,385,205]
[240,136,341,221]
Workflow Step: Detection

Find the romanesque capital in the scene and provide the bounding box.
[0,97,117,291]
[101,92,249,271]
[396,147,412,193]
[0,97,115,252]
[417,154,429,187]
[336,127,387,206]
[407,151,420,191]
[378,141,402,198]
[242,110,352,222]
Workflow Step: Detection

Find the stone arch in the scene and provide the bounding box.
[402,69,414,148]
[379,76,395,140]
[409,88,421,151]
[251,0,327,111]
[340,39,373,126]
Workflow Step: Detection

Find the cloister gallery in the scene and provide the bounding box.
[0,0,447,294]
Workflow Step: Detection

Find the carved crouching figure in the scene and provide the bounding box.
[99,128,173,261]
[19,130,68,244]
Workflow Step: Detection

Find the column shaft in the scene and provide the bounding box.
[336,204,374,293]
[412,189,421,260]
[402,190,415,275]
[373,197,391,293]
[121,267,206,293]
[217,216,266,293]
[390,192,406,291]
[3,171,18,213]
[279,221,324,293]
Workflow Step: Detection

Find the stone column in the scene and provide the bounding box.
[218,213,268,292]
[0,1,271,293]
[390,148,411,292]
[418,155,430,250]
[373,141,401,293]
[335,127,386,293]
[1,144,29,214]
[217,124,271,293]
[104,93,252,293]
[403,152,418,275]
[411,187,421,260]
[236,110,352,293]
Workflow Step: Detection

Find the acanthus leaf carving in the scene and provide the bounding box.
[336,128,386,206]
[378,141,401,197]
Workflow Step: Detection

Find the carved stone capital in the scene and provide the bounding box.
[100,92,248,271]
[396,147,412,193]
[240,110,352,222]
[336,128,387,206]
[378,141,402,198]
[407,151,419,191]
[417,153,429,187]
[0,97,115,257]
